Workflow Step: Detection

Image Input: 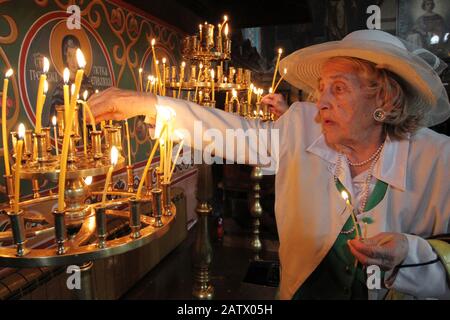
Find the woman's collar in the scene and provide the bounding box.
[306,133,409,191]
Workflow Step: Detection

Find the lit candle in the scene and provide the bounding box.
[155,60,160,94]
[52,115,58,156]
[194,63,203,102]
[136,124,167,199]
[82,90,88,155]
[35,57,49,133]
[273,68,287,93]
[178,61,185,99]
[138,68,143,92]
[14,123,25,213]
[125,119,132,166]
[248,83,254,105]
[210,69,215,102]
[101,146,119,204]
[162,58,167,96]
[58,49,85,211]
[341,190,360,239]
[63,68,70,125]
[271,48,283,91]
[225,91,229,106]
[150,39,161,94]
[2,69,13,176]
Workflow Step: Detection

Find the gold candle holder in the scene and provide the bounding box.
[32,178,40,199]
[53,209,66,255]
[228,67,235,84]
[56,106,65,137]
[42,127,52,152]
[217,65,223,84]
[95,206,107,248]
[6,209,28,257]
[244,69,252,86]
[3,174,14,205]
[67,134,77,163]
[155,167,163,190]
[224,39,231,55]
[129,197,142,239]
[24,129,33,159]
[161,181,173,216]
[91,130,102,160]
[35,132,49,163]
[151,188,163,228]
[236,68,243,85]
[171,66,177,84]
[190,66,197,82]
[206,24,215,49]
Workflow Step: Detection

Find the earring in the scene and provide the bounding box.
[373,108,386,122]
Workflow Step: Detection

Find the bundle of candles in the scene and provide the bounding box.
[1,48,183,220]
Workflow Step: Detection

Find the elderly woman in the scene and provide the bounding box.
[88,30,450,300]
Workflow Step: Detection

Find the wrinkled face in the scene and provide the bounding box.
[316,62,379,147]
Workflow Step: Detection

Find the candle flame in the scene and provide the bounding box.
[232,89,237,98]
[110,146,119,166]
[5,69,13,78]
[253,87,258,94]
[155,105,175,138]
[250,83,254,90]
[43,57,50,73]
[139,68,143,73]
[156,60,159,65]
[151,38,156,46]
[148,75,152,81]
[95,89,99,94]
[224,15,228,22]
[76,48,86,69]
[278,48,283,55]
[181,61,186,68]
[52,115,57,126]
[224,24,229,36]
[259,88,264,95]
[162,57,166,64]
[63,68,70,84]
[43,80,49,94]
[84,176,93,186]
[210,69,215,78]
[269,87,273,94]
[341,190,349,201]
[18,123,25,139]
[199,63,203,69]
[71,84,75,95]
[83,90,88,101]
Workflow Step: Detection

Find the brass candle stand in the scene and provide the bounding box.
[0,109,177,299]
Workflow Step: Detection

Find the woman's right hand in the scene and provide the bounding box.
[88,87,157,123]
[261,93,289,118]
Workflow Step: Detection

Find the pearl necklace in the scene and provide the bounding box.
[334,142,385,234]
[346,141,385,167]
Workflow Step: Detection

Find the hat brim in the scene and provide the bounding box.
[279,40,450,126]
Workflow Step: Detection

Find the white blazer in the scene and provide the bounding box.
[154,96,450,300]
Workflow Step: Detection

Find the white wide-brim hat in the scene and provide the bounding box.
[279,30,450,127]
